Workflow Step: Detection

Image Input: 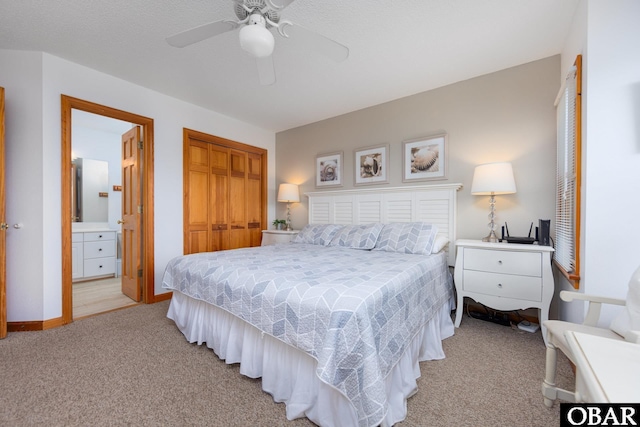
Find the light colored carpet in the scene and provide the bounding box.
[0,301,574,426]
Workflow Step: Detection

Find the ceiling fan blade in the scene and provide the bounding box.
[256,56,276,86]
[264,0,298,11]
[166,20,236,48]
[285,24,349,62]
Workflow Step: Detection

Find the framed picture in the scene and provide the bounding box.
[354,144,389,186]
[315,151,343,188]
[402,134,447,182]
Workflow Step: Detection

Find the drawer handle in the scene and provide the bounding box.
[497,283,503,288]
[99,265,103,269]
[99,248,102,252]
[498,260,503,265]
[98,235,103,238]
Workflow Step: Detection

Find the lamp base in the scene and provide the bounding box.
[482,230,500,243]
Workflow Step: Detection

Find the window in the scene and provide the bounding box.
[554,55,582,287]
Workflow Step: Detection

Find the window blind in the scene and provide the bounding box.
[554,56,581,284]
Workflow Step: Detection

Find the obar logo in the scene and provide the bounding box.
[561,404,640,426]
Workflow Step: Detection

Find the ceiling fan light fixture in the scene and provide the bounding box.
[239,15,275,58]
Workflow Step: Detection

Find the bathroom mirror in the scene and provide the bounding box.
[72,158,109,222]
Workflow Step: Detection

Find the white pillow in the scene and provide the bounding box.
[431,233,449,254]
[610,265,640,340]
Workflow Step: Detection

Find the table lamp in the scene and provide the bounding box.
[277,183,299,231]
[471,162,516,243]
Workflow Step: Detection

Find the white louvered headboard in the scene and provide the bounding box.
[305,183,462,266]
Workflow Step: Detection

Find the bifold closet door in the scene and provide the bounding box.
[229,149,249,249]
[246,152,263,247]
[209,144,230,251]
[184,132,266,255]
[185,140,212,254]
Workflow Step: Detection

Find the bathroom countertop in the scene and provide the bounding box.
[72,223,118,233]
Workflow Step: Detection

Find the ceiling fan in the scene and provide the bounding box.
[166,0,349,86]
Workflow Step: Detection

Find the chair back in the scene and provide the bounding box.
[610,265,640,340]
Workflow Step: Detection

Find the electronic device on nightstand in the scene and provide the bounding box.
[501,222,535,244]
[501,220,551,245]
[538,219,551,246]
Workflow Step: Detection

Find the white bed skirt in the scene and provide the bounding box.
[167,291,455,427]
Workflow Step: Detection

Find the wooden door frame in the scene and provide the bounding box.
[61,95,156,326]
[1,87,6,338]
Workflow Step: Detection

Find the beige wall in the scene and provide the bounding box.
[276,56,560,241]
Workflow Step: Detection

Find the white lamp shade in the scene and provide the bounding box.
[471,162,517,195]
[277,183,299,203]
[239,23,274,58]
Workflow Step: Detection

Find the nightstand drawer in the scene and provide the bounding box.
[463,270,542,301]
[463,248,541,277]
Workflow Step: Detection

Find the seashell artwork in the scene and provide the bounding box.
[360,153,382,178]
[411,145,439,173]
[320,160,338,182]
[316,152,343,187]
[403,134,446,182]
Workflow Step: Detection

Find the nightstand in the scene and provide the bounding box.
[261,230,299,246]
[453,239,555,344]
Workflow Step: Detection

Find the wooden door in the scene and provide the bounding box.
[0,87,7,339]
[121,126,142,301]
[209,145,230,251]
[229,149,248,249]
[247,152,263,247]
[185,141,231,253]
[183,129,266,255]
[185,140,210,253]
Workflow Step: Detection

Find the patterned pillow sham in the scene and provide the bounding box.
[292,224,344,246]
[373,222,439,255]
[328,223,384,250]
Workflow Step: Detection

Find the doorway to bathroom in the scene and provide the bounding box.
[61,96,155,325]
[70,110,136,319]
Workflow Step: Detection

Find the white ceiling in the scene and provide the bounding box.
[0,0,578,133]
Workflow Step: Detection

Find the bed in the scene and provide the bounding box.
[162,184,461,427]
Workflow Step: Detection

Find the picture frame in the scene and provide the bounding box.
[354,144,389,186]
[315,151,343,188]
[402,134,447,182]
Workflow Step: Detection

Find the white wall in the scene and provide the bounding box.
[1,50,276,322]
[555,0,588,324]
[1,50,46,320]
[557,0,640,326]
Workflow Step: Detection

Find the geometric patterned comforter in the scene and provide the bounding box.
[162,243,453,427]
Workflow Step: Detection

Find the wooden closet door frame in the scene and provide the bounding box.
[182,128,267,255]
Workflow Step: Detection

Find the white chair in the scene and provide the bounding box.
[541,265,640,407]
